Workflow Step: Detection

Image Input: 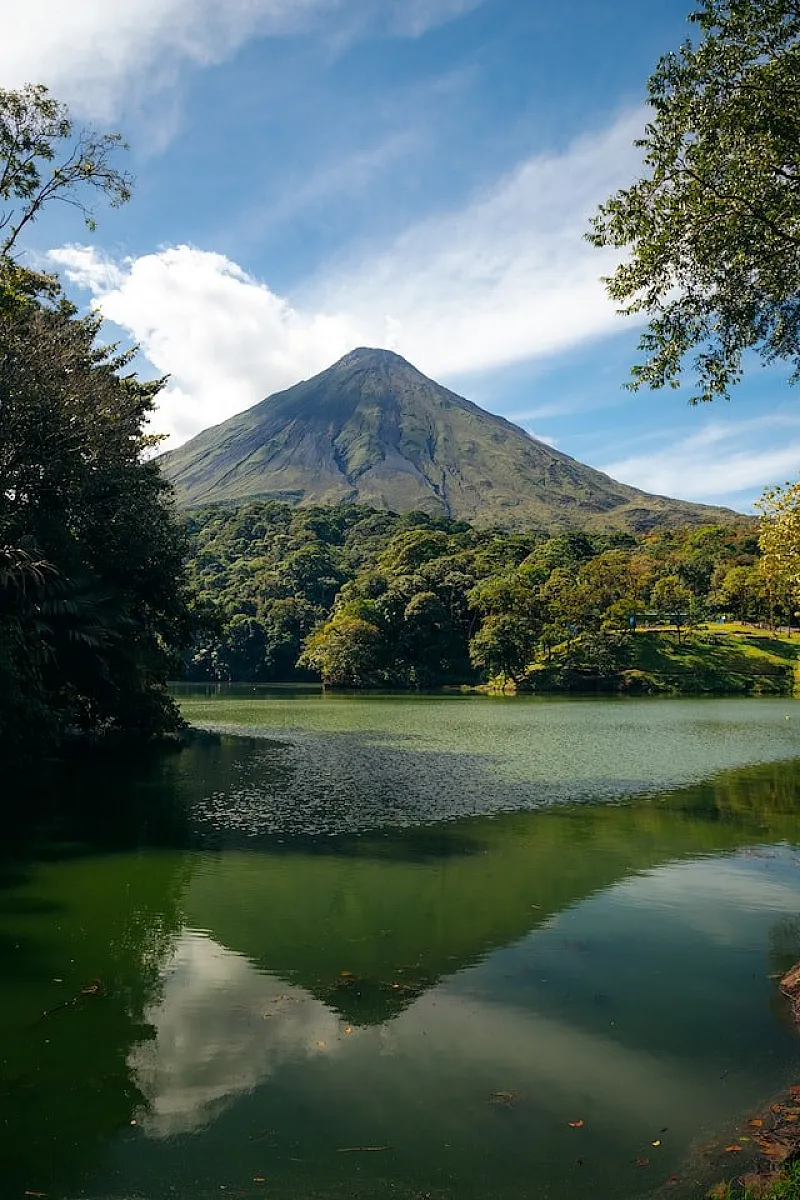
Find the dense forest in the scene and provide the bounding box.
[0,86,191,762]
[183,501,788,692]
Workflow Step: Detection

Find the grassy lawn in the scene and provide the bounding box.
[520,624,799,696]
[626,625,799,695]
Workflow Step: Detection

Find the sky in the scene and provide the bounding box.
[4,0,799,512]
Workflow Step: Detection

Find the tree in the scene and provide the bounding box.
[652,574,695,642]
[589,0,800,403]
[298,612,383,687]
[469,614,537,687]
[0,296,191,754]
[0,86,189,760]
[1,83,131,258]
[713,564,767,621]
[757,479,800,621]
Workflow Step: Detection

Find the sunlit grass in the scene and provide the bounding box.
[709,1162,800,1199]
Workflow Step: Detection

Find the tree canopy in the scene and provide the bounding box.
[1,83,132,258]
[589,0,800,403]
[182,500,771,692]
[0,86,189,762]
[758,479,800,615]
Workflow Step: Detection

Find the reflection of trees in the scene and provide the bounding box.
[186,757,800,1025]
[2,740,800,1193]
[0,847,191,1197]
[661,758,800,830]
[767,915,800,1031]
[770,917,800,969]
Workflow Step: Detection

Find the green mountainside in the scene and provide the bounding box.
[160,348,736,531]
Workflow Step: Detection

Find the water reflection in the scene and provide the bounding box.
[0,852,190,1198]
[130,933,343,1138]
[115,843,800,1200]
[1,731,800,1200]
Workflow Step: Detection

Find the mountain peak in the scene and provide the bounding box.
[160,350,738,532]
[335,346,415,370]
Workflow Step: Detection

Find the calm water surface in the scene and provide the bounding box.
[2,692,800,1200]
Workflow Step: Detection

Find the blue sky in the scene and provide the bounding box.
[5,0,799,511]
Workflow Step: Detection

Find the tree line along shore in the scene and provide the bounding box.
[181,501,799,697]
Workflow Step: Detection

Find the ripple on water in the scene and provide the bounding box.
[185,707,798,839]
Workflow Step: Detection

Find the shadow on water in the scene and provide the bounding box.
[1,718,800,1200]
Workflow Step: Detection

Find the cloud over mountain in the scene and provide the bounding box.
[52,110,642,448]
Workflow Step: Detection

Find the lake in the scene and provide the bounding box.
[2,691,800,1200]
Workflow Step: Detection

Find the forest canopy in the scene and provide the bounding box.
[589,0,800,403]
[0,85,191,762]
[182,501,775,692]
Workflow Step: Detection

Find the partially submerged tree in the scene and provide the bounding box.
[589,0,800,403]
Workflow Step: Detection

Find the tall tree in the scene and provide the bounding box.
[0,86,189,760]
[589,0,800,403]
[757,480,800,620]
[0,289,191,754]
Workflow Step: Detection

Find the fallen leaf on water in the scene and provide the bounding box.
[316,1041,327,1050]
[568,1120,584,1128]
[724,1144,742,1153]
[756,1135,795,1164]
[748,1119,764,1128]
[253,1178,265,1184]
[635,1157,650,1168]
[339,970,353,978]
[652,1140,661,1147]
[23,1193,47,1198]
[343,1026,353,1036]
[667,1175,679,1187]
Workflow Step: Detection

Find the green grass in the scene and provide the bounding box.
[708,1161,800,1199]
[521,625,799,696]
[628,627,798,695]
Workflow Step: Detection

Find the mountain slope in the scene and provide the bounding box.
[160,348,737,531]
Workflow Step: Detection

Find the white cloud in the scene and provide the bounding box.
[307,112,641,374]
[52,243,367,445]
[389,0,485,37]
[601,415,800,504]
[129,931,344,1138]
[51,111,643,449]
[2,0,486,121]
[1,0,331,120]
